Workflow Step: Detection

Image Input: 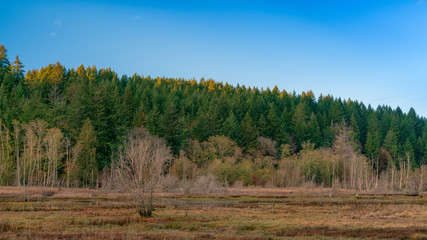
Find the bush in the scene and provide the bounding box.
[209,158,254,185]
[193,174,221,193]
[41,189,57,197]
[159,175,180,193]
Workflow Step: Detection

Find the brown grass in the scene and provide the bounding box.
[0,186,425,239]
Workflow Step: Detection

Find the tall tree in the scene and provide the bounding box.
[159,102,187,154]
[239,112,258,152]
[76,118,98,186]
[221,111,239,142]
[11,55,24,83]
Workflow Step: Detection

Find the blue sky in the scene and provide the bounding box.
[1,0,426,117]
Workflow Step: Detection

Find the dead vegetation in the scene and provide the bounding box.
[0,186,425,239]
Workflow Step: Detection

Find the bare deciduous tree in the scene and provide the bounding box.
[44,128,63,187]
[12,120,21,186]
[33,119,47,186]
[115,128,172,217]
[67,142,82,188]
[0,119,12,184]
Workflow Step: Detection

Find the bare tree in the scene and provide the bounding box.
[22,123,36,186]
[63,137,71,188]
[12,120,21,186]
[115,128,172,217]
[33,119,47,186]
[419,164,425,195]
[0,119,12,184]
[67,142,82,188]
[257,136,278,157]
[44,128,63,187]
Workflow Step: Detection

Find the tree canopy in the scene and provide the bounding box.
[0,44,426,186]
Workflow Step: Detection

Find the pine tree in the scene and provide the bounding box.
[257,114,268,137]
[76,118,98,186]
[118,83,134,130]
[292,102,309,149]
[159,102,186,154]
[146,105,161,135]
[416,137,425,167]
[365,113,380,159]
[221,111,239,141]
[349,114,361,144]
[0,45,10,77]
[239,112,258,152]
[307,112,322,148]
[265,103,281,140]
[11,55,24,83]
[365,131,380,160]
[383,129,399,164]
[329,100,344,124]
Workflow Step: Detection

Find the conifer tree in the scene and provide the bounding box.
[239,112,258,152]
[257,114,268,137]
[292,102,309,149]
[11,55,24,82]
[265,103,281,140]
[146,105,161,135]
[160,102,186,154]
[221,111,239,141]
[350,114,361,144]
[307,112,322,148]
[383,129,399,163]
[76,118,98,186]
[0,45,10,81]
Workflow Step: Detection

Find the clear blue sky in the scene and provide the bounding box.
[1,0,426,117]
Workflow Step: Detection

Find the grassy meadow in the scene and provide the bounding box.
[0,187,426,239]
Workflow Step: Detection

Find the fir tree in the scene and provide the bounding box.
[76,118,98,186]
[221,111,239,141]
[239,112,258,152]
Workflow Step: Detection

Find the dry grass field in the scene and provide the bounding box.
[0,186,426,239]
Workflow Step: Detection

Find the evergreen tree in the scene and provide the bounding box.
[349,113,361,144]
[307,112,322,148]
[383,129,399,164]
[365,113,380,159]
[0,43,426,186]
[257,114,268,137]
[329,100,344,124]
[0,45,10,83]
[146,105,161,135]
[403,138,415,167]
[221,111,239,141]
[239,112,258,152]
[117,83,134,131]
[11,55,24,83]
[265,103,281,140]
[159,102,187,154]
[0,44,10,69]
[76,118,98,186]
[292,102,309,149]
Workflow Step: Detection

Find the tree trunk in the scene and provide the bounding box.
[13,122,20,186]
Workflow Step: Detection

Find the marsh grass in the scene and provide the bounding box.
[0,186,425,239]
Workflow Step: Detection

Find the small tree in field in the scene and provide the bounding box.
[116,127,172,217]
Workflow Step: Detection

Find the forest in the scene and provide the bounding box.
[0,44,426,191]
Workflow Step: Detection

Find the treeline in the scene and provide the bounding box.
[0,44,426,188]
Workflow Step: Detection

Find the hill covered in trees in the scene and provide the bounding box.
[0,44,426,188]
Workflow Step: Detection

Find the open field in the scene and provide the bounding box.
[0,187,426,239]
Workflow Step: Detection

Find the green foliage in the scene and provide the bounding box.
[76,118,98,186]
[0,43,426,186]
[239,112,259,152]
[209,159,254,185]
[221,111,239,142]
